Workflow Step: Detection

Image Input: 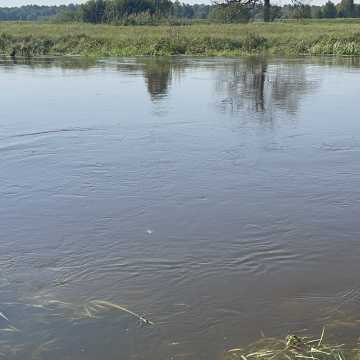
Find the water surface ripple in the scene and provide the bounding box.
[1,56,360,360]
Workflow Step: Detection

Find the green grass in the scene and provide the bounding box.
[1,20,360,57]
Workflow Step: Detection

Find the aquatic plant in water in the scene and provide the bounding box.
[224,328,358,360]
[0,312,9,322]
[0,299,153,358]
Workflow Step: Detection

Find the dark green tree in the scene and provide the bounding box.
[81,0,106,23]
[209,2,252,22]
[212,0,262,22]
[322,1,337,18]
[263,0,270,22]
[336,0,354,17]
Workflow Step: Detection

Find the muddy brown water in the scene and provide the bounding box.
[1,56,360,360]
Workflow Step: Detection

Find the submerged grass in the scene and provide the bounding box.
[2,299,360,359]
[0,299,153,357]
[1,20,360,57]
[85,300,154,325]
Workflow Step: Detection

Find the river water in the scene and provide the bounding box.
[1,56,360,359]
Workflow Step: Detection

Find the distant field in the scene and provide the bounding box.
[1,20,360,56]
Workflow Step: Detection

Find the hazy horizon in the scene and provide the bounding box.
[0,0,333,6]
[0,0,348,7]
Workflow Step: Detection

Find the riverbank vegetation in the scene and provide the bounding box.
[1,20,360,57]
[1,0,360,58]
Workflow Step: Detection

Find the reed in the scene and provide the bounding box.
[223,328,359,360]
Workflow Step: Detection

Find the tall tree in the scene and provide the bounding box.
[81,0,106,23]
[337,0,354,17]
[213,0,262,22]
[322,0,337,18]
[263,0,270,21]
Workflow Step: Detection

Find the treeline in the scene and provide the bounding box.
[0,5,78,21]
[172,2,210,19]
[282,0,360,19]
[211,0,360,22]
[58,0,211,23]
[0,0,359,23]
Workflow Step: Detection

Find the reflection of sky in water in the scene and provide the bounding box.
[1,57,360,360]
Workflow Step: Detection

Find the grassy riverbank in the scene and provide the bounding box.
[1,20,360,57]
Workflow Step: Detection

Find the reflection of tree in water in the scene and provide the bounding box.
[216,58,319,118]
[0,56,98,71]
[142,59,172,101]
[141,59,190,102]
[114,58,188,102]
[1,57,325,110]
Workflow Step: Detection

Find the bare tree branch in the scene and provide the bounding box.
[212,0,261,9]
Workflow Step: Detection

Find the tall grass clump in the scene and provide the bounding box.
[223,328,360,360]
